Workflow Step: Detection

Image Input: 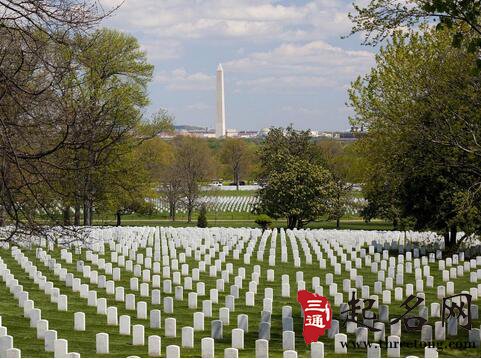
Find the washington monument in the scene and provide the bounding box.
[216,64,226,138]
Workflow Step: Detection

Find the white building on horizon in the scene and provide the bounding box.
[216,64,226,138]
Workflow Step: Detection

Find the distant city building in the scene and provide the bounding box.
[161,125,356,141]
[237,130,259,139]
[259,128,270,137]
[225,128,238,137]
[316,131,340,139]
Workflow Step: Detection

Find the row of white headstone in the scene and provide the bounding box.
[3,226,480,358]
[47,229,480,356]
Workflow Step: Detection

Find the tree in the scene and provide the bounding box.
[348,27,481,250]
[358,160,406,229]
[160,169,183,222]
[0,1,113,237]
[257,127,323,181]
[197,204,208,228]
[172,137,214,222]
[159,142,182,221]
[349,0,481,64]
[220,138,253,190]
[255,214,273,231]
[258,160,334,229]
[318,141,355,229]
[99,136,172,226]
[63,28,157,226]
[256,127,334,229]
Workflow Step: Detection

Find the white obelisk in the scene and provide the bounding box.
[216,64,226,138]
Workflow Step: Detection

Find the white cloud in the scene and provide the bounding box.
[153,40,374,92]
[101,0,353,42]
[225,40,374,91]
[141,40,183,60]
[155,68,214,91]
[227,41,373,71]
[235,75,338,90]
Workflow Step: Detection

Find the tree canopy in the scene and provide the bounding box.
[349,27,481,249]
[349,0,481,65]
[256,127,334,229]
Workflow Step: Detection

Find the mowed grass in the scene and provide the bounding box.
[93,214,392,232]
[0,229,479,357]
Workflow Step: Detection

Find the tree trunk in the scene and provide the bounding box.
[116,211,122,226]
[336,217,340,229]
[74,202,80,226]
[449,224,457,249]
[444,225,457,251]
[63,206,71,226]
[392,218,399,230]
[443,228,450,249]
[83,200,91,226]
[0,206,5,227]
[187,207,192,223]
[169,201,177,221]
[235,172,239,191]
[298,219,304,229]
[89,204,93,225]
[287,215,298,230]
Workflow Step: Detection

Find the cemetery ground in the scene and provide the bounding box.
[37,208,389,231]
[93,216,392,232]
[91,189,371,230]
[0,228,480,358]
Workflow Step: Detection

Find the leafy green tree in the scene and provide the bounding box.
[258,127,322,181]
[53,30,172,227]
[100,136,172,226]
[197,204,208,228]
[0,1,110,236]
[349,0,481,64]
[257,127,334,229]
[349,27,481,250]
[318,141,355,229]
[65,28,156,225]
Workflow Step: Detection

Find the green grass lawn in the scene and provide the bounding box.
[94,214,392,232]
[35,213,394,231]
[0,228,478,357]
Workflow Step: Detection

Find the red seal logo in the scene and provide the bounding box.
[297,290,332,344]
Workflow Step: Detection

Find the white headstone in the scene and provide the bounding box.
[166,345,180,358]
[132,324,145,346]
[148,335,161,357]
[201,337,214,358]
[181,326,194,348]
[96,333,109,354]
[74,312,85,331]
[165,318,176,338]
[119,315,131,335]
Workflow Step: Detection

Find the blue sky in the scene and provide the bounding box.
[101,0,375,131]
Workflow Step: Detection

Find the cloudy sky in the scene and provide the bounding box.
[100,0,375,131]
